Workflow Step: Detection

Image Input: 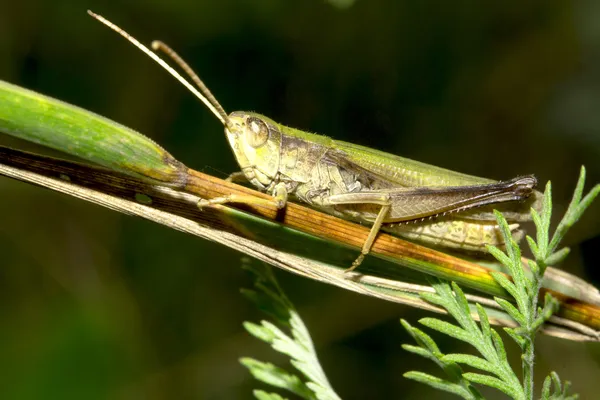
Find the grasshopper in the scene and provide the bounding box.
[89,12,541,271]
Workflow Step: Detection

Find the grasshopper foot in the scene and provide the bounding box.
[344,253,366,273]
[197,196,231,210]
[197,199,211,210]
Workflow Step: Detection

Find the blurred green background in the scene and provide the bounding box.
[1,1,599,399]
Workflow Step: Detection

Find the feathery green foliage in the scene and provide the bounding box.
[402,167,597,399]
[401,318,484,399]
[541,372,579,400]
[240,259,341,400]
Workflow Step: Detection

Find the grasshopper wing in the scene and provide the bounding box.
[333,140,495,187]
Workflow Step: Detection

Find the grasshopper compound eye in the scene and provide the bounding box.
[245,117,270,148]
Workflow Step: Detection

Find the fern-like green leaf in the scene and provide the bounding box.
[541,371,579,400]
[489,271,519,301]
[544,247,570,267]
[401,168,596,399]
[401,320,442,356]
[490,330,508,364]
[402,344,436,360]
[253,390,289,400]
[404,371,478,399]
[241,358,313,399]
[475,304,491,339]
[494,297,525,326]
[486,245,512,269]
[442,354,496,374]
[525,235,539,256]
[462,372,523,399]
[241,261,340,400]
[419,318,471,343]
[244,321,277,343]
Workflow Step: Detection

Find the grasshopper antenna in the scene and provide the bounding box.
[87,10,229,127]
[151,40,228,124]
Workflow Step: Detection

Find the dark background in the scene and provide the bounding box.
[1,1,599,399]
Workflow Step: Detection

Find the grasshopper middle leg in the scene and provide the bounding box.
[324,192,394,272]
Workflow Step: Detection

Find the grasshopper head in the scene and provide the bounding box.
[225,112,282,189]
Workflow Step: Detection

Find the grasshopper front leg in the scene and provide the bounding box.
[197,182,289,210]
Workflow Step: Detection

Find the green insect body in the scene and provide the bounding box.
[225,111,540,256]
[90,12,541,270]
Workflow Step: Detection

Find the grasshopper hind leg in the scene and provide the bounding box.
[345,204,391,273]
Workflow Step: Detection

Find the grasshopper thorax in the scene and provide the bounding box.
[225,111,282,190]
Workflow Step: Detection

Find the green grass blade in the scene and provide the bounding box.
[0,79,185,185]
